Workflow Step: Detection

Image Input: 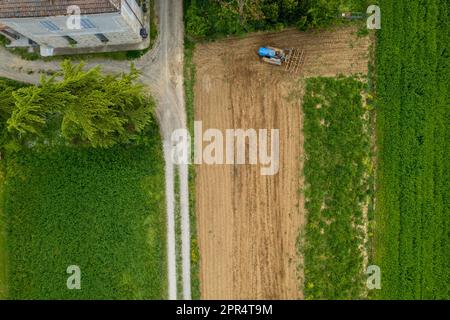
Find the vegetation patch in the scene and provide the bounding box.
[184,37,200,300]
[185,0,370,38]
[0,61,167,299]
[4,133,167,299]
[0,61,154,150]
[300,76,372,299]
[374,0,448,299]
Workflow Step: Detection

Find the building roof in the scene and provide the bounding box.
[0,0,121,19]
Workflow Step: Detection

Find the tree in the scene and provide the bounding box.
[7,87,47,137]
[57,61,154,147]
[1,61,154,149]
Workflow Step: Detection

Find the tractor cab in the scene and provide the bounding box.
[258,46,288,66]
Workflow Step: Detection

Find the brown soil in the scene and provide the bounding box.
[194,26,370,299]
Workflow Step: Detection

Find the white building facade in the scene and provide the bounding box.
[0,0,146,56]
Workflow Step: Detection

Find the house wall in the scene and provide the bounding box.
[121,0,144,34]
[0,0,144,50]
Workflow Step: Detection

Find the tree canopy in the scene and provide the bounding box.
[0,61,155,149]
[185,0,369,37]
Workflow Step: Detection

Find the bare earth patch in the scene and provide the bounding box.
[194,26,369,299]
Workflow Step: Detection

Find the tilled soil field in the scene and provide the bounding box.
[194,26,369,299]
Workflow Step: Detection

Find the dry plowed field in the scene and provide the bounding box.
[194,26,370,299]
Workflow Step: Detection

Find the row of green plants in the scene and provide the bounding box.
[185,0,370,38]
[374,0,448,299]
[300,76,372,299]
[183,38,201,300]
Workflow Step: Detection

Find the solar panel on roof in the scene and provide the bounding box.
[81,18,96,29]
[40,20,60,31]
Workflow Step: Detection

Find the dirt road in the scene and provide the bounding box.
[194,26,369,299]
[0,0,190,300]
[144,0,189,301]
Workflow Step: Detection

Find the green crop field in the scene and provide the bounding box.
[2,122,167,299]
[0,162,6,299]
[374,0,448,299]
[300,76,373,299]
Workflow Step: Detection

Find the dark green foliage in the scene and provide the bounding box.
[0,79,28,123]
[4,122,167,299]
[0,34,10,46]
[0,162,6,299]
[0,82,17,123]
[374,0,448,299]
[302,76,371,299]
[1,61,154,149]
[185,0,369,38]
